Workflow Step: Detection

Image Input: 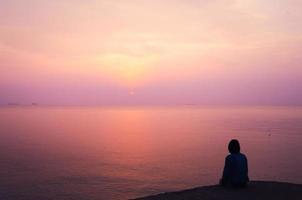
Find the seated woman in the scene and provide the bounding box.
[220,139,249,187]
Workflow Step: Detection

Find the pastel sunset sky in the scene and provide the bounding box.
[1,0,302,105]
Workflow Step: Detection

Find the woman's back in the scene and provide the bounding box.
[221,139,249,187]
[223,153,249,186]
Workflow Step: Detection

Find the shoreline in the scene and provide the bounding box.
[133,181,302,200]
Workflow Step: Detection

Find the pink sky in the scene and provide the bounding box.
[1,0,302,105]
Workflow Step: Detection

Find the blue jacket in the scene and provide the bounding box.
[222,153,249,186]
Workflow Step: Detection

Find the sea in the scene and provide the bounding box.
[0,106,302,199]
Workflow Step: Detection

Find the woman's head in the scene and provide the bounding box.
[228,139,240,154]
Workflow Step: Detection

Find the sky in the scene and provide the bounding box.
[1,0,302,105]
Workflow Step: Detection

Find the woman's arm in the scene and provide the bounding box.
[221,156,231,185]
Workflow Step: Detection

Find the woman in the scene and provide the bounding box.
[220,139,249,187]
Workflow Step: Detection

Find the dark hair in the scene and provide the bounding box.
[228,139,240,154]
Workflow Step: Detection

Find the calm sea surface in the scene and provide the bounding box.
[0,106,302,199]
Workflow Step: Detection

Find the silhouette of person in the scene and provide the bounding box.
[220,139,249,187]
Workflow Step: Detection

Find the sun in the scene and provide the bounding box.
[129,90,135,96]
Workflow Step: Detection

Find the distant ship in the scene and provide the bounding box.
[32,103,38,106]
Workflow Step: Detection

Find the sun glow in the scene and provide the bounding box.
[129,90,135,96]
[96,53,158,87]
